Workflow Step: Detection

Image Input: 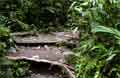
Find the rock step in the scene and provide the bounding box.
[12,32,79,45]
[8,46,73,63]
[7,32,77,78]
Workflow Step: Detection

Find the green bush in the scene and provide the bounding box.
[0,0,72,32]
[68,0,120,78]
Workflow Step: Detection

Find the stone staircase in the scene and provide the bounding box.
[7,32,79,78]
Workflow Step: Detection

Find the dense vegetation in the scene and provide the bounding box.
[69,0,120,78]
[0,0,120,78]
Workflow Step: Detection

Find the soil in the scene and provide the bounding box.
[25,62,68,78]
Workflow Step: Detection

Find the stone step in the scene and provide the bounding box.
[7,46,73,63]
[11,32,79,45]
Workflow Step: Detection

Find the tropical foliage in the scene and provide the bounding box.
[0,0,120,78]
[69,0,120,78]
[0,0,71,32]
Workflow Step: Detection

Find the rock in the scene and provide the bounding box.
[8,47,16,53]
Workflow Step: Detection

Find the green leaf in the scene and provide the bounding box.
[0,26,10,37]
[92,26,120,39]
[80,2,89,6]
[106,54,116,62]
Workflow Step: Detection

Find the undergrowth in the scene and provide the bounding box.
[68,0,120,78]
[0,0,119,78]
